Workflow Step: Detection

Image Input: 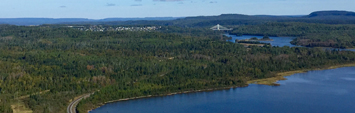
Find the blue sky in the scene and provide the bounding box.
[1,0,355,19]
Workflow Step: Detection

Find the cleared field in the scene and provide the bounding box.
[11,101,33,113]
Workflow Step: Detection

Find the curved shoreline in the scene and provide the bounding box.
[87,85,249,113]
[86,63,355,113]
[248,63,355,85]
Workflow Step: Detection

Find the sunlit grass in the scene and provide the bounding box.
[248,63,355,86]
[11,101,33,113]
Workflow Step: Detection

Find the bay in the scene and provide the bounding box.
[90,67,355,113]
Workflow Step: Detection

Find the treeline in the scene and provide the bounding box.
[231,22,355,48]
[77,42,355,113]
[0,25,355,113]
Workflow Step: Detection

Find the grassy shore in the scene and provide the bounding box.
[247,63,355,86]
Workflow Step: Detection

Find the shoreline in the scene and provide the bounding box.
[248,63,355,85]
[87,85,249,113]
[85,63,355,113]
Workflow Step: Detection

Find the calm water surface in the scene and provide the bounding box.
[225,34,297,47]
[225,34,355,52]
[90,67,355,113]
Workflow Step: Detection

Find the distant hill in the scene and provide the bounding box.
[307,11,355,18]
[100,17,181,21]
[2,10,355,26]
[0,18,91,26]
[80,10,355,27]
[0,17,181,26]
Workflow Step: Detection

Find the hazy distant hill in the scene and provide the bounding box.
[173,10,355,26]
[0,18,91,26]
[100,17,181,22]
[1,10,355,26]
[0,17,181,26]
[307,11,355,18]
[77,10,355,27]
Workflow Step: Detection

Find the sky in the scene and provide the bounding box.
[1,0,355,19]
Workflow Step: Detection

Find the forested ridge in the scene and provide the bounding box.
[0,24,355,113]
[27,11,351,28]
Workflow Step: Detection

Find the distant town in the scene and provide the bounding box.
[67,25,161,32]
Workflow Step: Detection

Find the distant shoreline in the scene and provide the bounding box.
[227,33,297,38]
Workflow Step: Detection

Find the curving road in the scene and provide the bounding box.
[67,93,92,113]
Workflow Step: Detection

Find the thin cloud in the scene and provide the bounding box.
[131,4,143,6]
[135,0,142,1]
[59,6,66,8]
[106,3,116,6]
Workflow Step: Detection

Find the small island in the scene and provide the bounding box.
[249,36,274,41]
[234,36,273,47]
[235,39,272,47]
[235,36,274,42]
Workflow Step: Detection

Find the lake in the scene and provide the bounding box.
[90,67,355,113]
[225,34,298,47]
[225,34,355,52]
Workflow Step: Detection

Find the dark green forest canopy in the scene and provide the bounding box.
[0,25,355,113]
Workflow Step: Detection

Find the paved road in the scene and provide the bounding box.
[67,93,92,113]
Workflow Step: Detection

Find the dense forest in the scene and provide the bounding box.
[0,23,355,113]
[231,22,355,48]
[0,20,355,113]
[0,25,227,113]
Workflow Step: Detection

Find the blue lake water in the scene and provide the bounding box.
[90,67,355,113]
[225,34,355,52]
[225,34,298,47]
